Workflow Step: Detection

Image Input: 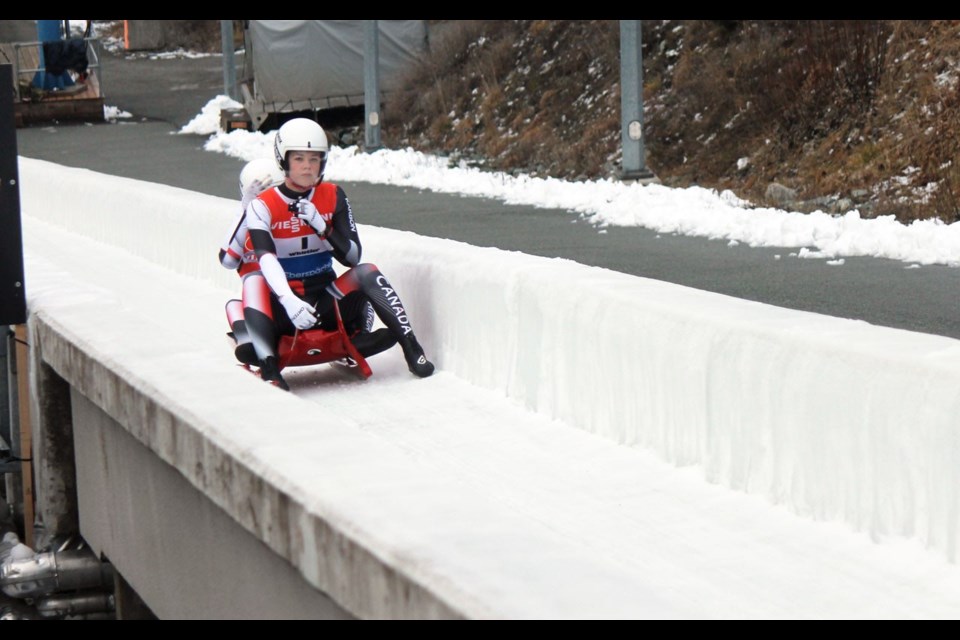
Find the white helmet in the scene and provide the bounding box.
[238,157,284,198]
[273,118,329,178]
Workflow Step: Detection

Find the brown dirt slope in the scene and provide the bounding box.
[382,20,960,224]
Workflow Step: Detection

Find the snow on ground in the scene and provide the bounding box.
[177,96,960,268]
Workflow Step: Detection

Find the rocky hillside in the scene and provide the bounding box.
[381,20,960,224]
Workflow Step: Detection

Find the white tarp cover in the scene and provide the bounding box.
[250,20,427,108]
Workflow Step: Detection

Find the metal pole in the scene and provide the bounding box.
[0,330,8,455]
[0,67,13,448]
[5,330,22,531]
[13,324,33,548]
[1,65,28,539]
[0,65,26,327]
[620,20,655,182]
[221,20,238,102]
[364,20,381,152]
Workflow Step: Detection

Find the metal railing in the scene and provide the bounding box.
[2,37,102,102]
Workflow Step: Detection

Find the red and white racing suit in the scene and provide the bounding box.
[239,181,419,366]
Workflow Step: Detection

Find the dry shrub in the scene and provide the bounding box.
[382,19,960,222]
[384,20,622,179]
[877,81,960,223]
[646,22,768,185]
[750,21,890,144]
[384,20,517,147]
[162,20,222,52]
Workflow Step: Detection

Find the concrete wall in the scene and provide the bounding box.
[124,21,165,51]
[71,389,353,619]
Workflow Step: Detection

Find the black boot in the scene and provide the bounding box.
[399,334,435,378]
[234,342,259,366]
[258,356,290,391]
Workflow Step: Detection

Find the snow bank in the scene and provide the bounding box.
[205,128,960,267]
[18,157,960,563]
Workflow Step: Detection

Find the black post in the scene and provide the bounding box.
[0,65,25,326]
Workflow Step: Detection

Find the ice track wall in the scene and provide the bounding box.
[19,157,960,566]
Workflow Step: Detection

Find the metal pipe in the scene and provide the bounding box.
[54,548,115,592]
[1,545,113,598]
[35,592,115,618]
[0,593,42,620]
[0,550,55,597]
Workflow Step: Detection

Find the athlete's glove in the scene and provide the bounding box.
[279,294,317,330]
[241,177,274,210]
[294,200,333,237]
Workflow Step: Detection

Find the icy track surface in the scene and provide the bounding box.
[21,211,960,619]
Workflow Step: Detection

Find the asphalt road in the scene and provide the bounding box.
[13,44,960,341]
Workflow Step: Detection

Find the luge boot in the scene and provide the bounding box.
[258,356,290,391]
[234,342,259,366]
[399,334,435,378]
